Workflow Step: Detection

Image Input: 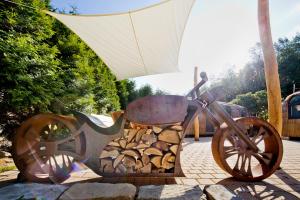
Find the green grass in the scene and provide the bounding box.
[0,165,16,173]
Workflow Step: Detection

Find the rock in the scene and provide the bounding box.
[137,185,206,200]
[59,183,136,200]
[0,151,11,158]
[0,183,68,200]
[204,185,241,200]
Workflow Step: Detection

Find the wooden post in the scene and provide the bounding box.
[258,0,282,135]
[194,66,200,141]
[198,112,207,136]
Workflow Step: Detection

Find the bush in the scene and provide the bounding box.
[231,90,268,120]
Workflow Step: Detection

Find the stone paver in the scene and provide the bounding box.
[0,183,68,200]
[59,183,136,200]
[1,137,300,199]
[204,184,241,200]
[178,138,300,199]
[137,185,206,200]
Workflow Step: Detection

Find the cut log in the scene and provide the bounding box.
[136,143,150,149]
[119,139,127,149]
[116,163,127,173]
[127,129,138,142]
[168,156,176,163]
[126,142,137,149]
[145,129,152,135]
[123,129,129,137]
[170,125,183,131]
[140,163,152,173]
[135,129,146,142]
[113,154,125,168]
[108,141,120,147]
[100,150,120,159]
[170,145,178,155]
[153,126,162,134]
[138,149,144,156]
[142,154,150,165]
[104,163,114,173]
[158,129,180,144]
[152,141,169,152]
[122,150,141,159]
[131,123,149,129]
[162,153,175,169]
[141,133,157,145]
[135,160,143,169]
[100,158,114,173]
[144,147,163,156]
[122,156,136,168]
[104,145,121,151]
[150,156,162,168]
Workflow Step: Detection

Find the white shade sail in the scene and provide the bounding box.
[45,0,195,80]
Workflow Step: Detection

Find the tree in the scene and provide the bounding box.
[0,0,61,138]
[276,34,300,98]
[137,84,153,98]
[231,90,268,120]
[0,0,121,138]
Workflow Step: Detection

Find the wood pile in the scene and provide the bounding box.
[99,124,183,174]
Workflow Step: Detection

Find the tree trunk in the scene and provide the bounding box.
[258,0,282,135]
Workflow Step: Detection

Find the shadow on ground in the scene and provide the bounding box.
[217,177,299,199]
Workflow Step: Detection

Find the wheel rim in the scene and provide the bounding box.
[217,118,283,181]
[13,114,85,183]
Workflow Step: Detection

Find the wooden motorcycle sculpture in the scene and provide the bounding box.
[12,72,283,183]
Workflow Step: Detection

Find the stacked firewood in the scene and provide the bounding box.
[99,124,183,174]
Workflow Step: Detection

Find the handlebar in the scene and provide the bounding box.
[185,71,208,98]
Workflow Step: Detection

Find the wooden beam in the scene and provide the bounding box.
[194,66,200,141]
[258,0,282,135]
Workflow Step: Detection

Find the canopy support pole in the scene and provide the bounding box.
[258,0,282,135]
[194,66,200,141]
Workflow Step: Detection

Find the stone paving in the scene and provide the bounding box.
[1,137,300,199]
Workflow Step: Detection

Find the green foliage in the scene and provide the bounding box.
[0,0,120,138]
[276,34,300,98]
[210,43,266,102]
[212,34,299,119]
[231,90,268,120]
[0,165,16,173]
[0,0,168,139]
[137,84,153,97]
[116,81,168,110]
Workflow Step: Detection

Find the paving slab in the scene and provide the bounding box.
[204,184,241,200]
[59,182,136,200]
[137,184,206,200]
[0,183,68,200]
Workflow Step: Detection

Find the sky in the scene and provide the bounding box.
[51,0,300,95]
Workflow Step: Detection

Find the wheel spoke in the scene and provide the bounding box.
[251,127,264,141]
[253,153,271,165]
[233,154,241,171]
[215,118,282,181]
[226,132,238,146]
[246,156,253,177]
[224,149,239,159]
